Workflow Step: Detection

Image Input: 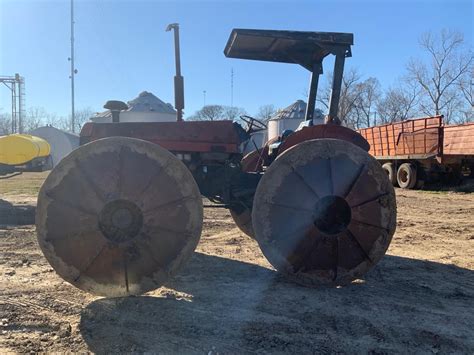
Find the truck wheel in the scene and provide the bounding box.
[397,163,417,189]
[382,163,397,186]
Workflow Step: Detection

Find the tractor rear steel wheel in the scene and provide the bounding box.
[228,149,262,238]
[230,208,254,237]
[36,137,203,297]
[252,138,396,286]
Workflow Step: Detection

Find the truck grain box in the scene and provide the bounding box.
[358,116,474,189]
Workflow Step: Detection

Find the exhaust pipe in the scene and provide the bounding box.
[104,100,128,123]
[166,23,184,122]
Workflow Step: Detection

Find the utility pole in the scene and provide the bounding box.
[203,90,206,106]
[69,0,76,132]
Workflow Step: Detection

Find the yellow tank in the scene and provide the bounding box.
[0,134,51,166]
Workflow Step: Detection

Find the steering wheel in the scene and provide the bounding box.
[240,115,267,132]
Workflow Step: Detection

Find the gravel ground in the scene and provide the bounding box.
[0,173,473,353]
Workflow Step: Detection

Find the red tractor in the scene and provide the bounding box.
[36,28,396,297]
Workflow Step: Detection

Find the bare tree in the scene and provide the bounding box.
[256,104,276,121]
[187,105,225,121]
[407,29,473,121]
[22,107,72,132]
[40,112,68,130]
[317,68,363,128]
[23,106,48,132]
[458,66,473,123]
[72,107,94,132]
[223,106,247,121]
[0,106,94,135]
[187,105,246,121]
[353,77,381,128]
[0,111,12,135]
[377,80,421,124]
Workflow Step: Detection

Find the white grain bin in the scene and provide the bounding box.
[91,91,177,123]
[242,130,267,155]
[267,100,324,140]
[29,126,79,167]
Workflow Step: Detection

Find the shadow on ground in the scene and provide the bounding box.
[418,177,474,193]
[0,199,35,226]
[79,252,474,354]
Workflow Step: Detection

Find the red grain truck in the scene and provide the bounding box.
[358,116,474,189]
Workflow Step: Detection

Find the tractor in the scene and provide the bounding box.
[36,28,396,297]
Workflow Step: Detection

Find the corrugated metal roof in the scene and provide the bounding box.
[269,100,324,121]
[92,91,176,118]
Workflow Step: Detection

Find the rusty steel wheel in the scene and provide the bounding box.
[228,150,261,238]
[36,137,203,297]
[230,208,254,237]
[252,138,396,286]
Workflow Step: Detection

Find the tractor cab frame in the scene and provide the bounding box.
[224,28,353,124]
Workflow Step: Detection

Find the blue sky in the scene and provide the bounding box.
[0,0,472,119]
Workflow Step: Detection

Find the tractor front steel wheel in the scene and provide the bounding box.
[36,137,203,297]
[252,138,396,286]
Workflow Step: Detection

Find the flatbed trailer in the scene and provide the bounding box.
[358,116,474,188]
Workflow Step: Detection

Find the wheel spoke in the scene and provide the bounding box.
[74,158,106,203]
[143,195,196,215]
[123,254,129,293]
[351,218,389,232]
[350,192,389,209]
[74,244,107,282]
[332,235,339,281]
[289,164,321,199]
[116,146,125,197]
[343,163,366,198]
[266,201,314,213]
[45,190,96,216]
[345,229,373,263]
[143,224,194,238]
[328,158,334,195]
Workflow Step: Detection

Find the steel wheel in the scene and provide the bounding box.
[36,137,203,297]
[230,208,254,237]
[252,138,396,286]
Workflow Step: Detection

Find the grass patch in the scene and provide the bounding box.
[0,172,48,198]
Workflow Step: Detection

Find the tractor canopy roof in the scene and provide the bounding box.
[224,29,353,71]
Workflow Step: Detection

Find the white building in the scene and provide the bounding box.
[244,100,324,154]
[267,99,324,140]
[91,91,177,123]
[29,126,79,167]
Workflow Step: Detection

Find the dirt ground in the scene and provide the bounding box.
[1,172,473,353]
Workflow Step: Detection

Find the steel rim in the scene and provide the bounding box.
[252,138,397,286]
[36,137,203,297]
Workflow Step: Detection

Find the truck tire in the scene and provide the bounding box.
[397,163,417,189]
[382,162,397,186]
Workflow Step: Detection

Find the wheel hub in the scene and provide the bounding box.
[99,199,143,243]
[313,195,351,235]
